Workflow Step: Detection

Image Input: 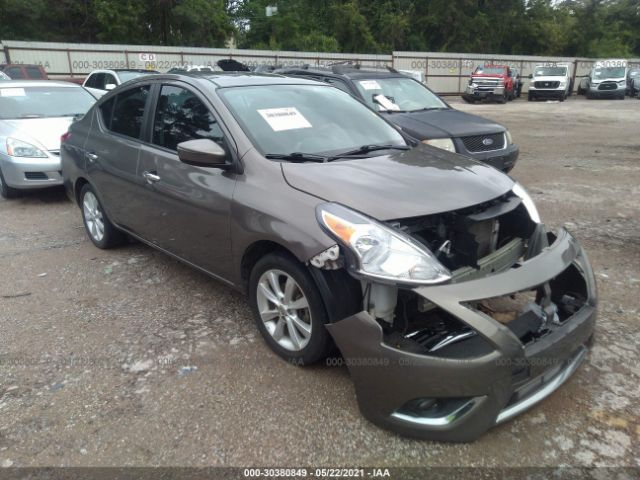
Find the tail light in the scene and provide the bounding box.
[61,131,71,143]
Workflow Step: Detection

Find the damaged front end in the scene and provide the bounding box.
[312,188,597,442]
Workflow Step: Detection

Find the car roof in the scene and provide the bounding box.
[151,72,325,88]
[0,80,80,88]
[278,66,407,81]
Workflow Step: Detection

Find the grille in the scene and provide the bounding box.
[24,172,48,180]
[598,82,617,91]
[534,81,560,89]
[461,133,506,152]
[473,78,503,91]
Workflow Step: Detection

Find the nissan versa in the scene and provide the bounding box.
[61,73,597,442]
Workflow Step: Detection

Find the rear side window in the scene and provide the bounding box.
[152,85,226,151]
[25,66,44,79]
[104,85,150,139]
[5,67,24,79]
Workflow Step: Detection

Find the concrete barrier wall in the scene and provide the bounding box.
[2,40,639,95]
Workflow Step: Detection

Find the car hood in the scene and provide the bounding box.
[383,109,506,140]
[1,117,74,151]
[281,144,515,221]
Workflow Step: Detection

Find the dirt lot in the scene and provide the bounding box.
[0,95,638,469]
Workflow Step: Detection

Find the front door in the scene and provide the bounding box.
[136,83,237,279]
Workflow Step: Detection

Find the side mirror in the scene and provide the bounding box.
[528,74,533,79]
[177,139,229,168]
[105,83,117,91]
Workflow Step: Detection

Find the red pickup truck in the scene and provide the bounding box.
[462,65,516,103]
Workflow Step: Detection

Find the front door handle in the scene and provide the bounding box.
[86,152,98,162]
[143,170,161,184]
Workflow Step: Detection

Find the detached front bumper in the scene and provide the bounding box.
[326,228,597,442]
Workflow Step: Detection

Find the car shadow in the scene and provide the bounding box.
[8,186,70,205]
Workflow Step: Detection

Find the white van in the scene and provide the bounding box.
[578,59,628,99]
[528,64,572,101]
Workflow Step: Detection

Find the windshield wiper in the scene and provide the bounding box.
[328,144,410,160]
[265,152,328,163]
[410,107,448,112]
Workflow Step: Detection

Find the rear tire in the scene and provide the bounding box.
[249,252,333,365]
[80,184,125,249]
[0,168,19,199]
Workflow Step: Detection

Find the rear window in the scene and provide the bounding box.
[4,66,24,79]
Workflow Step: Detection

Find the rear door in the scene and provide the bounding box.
[135,82,237,277]
[85,84,151,232]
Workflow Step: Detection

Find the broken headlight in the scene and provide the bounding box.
[317,203,451,285]
[512,182,541,223]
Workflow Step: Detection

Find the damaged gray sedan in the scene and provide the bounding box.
[61,73,597,442]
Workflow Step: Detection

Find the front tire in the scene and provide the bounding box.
[80,184,125,249]
[0,168,20,199]
[249,252,333,365]
[528,92,534,101]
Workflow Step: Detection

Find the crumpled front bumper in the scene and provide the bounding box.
[326,228,597,442]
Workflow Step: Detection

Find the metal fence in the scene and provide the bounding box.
[2,40,639,95]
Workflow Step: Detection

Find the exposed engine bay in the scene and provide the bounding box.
[358,193,589,357]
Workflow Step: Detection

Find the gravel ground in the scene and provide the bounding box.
[0,95,638,469]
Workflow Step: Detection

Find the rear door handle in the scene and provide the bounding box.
[143,170,161,184]
[86,152,98,162]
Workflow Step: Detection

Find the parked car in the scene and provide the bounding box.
[0,63,48,80]
[61,73,596,442]
[278,65,519,172]
[511,67,523,98]
[83,69,160,98]
[0,81,96,198]
[167,65,219,74]
[626,68,640,96]
[528,64,572,101]
[462,65,517,103]
[578,59,627,99]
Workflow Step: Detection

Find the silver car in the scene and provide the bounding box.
[0,81,95,198]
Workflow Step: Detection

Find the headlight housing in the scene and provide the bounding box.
[505,130,513,145]
[421,138,456,153]
[617,80,626,86]
[6,138,47,158]
[512,183,541,223]
[317,203,451,285]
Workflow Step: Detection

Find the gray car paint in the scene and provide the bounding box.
[62,73,596,442]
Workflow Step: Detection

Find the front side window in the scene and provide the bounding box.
[108,85,150,139]
[354,77,447,112]
[25,66,45,79]
[152,85,225,151]
[0,86,96,119]
[220,84,405,156]
[89,73,106,90]
[103,73,117,87]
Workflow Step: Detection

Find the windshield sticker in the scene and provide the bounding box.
[359,80,382,90]
[0,88,26,97]
[258,107,312,132]
[373,94,400,111]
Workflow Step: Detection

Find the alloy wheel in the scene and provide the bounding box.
[256,269,312,351]
[83,191,105,242]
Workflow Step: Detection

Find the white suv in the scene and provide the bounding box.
[82,69,159,98]
[528,64,572,101]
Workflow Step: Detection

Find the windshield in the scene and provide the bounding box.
[593,67,626,79]
[354,77,447,113]
[534,66,567,77]
[220,84,406,157]
[474,66,506,75]
[0,86,96,119]
[118,71,158,82]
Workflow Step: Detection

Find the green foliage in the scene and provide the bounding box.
[0,0,638,56]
